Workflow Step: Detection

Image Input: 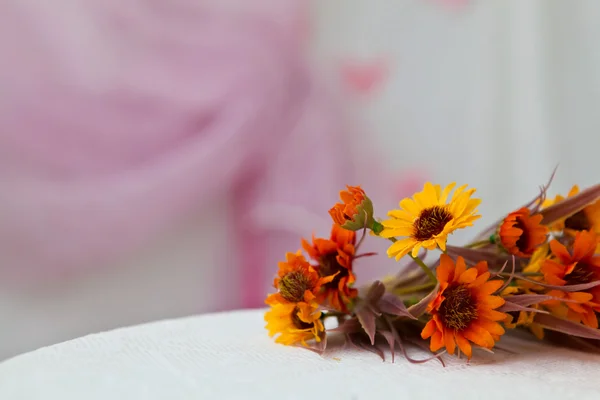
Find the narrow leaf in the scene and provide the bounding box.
[378,330,396,363]
[498,301,549,314]
[365,280,386,304]
[378,293,417,319]
[358,341,385,361]
[408,283,439,317]
[541,183,600,225]
[356,307,377,345]
[446,246,509,268]
[502,294,555,307]
[514,274,600,292]
[534,313,600,340]
[329,317,361,334]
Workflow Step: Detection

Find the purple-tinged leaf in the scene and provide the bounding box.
[498,301,549,314]
[446,246,509,268]
[403,337,446,367]
[358,341,385,362]
[534,313,600,340]
[378,330,396,363]
[407,283,439,317]
[344,333,361,351]
[541,183,600,226]
[296,333,327,355]
[513,274,600,292]
[498,256,516,293]
[502,294,555,307]
[356,307,377,345]
[364,280,386,304]
[329,317,361,334]
[378,293,417,319]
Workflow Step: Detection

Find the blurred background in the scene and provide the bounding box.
[1,0,600,360]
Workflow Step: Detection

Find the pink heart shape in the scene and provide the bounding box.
[339,59,389,95]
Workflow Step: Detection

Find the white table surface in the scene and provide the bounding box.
[1,309,600,399]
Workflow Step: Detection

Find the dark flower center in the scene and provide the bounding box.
[515,217,530,251]
[413,206,453,241]
[564,211,591,231]
[319,253,348,288]
[280,272,313,302]
[439,284,478,331]
[291,308,314,330]
[565,262,596,286]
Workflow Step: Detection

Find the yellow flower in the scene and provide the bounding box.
[380,182,481,260]
[544,185,600,238]
[264,302,324,346]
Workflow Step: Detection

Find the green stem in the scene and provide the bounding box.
[464,239,493,249]
[410,254,437,283]
[393,282,436,296]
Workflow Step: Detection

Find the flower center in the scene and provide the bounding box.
[291,308,314,330]
[515,217,530,252]
[279,271,313,302]
[320,253,348,288]
[564,211,591,231]
[566,262,596,286]
[439,284,478,331]
[413,206,453,241]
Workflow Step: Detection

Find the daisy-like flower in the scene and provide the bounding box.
[265,252,333,306]
[421,255,506,359]
[264,302,324,346]
[380,182,481,260]
[329,185,375,232]
[541,230,600,328]
[543,185,600,234]
[498,207,548,258]
[302,224,357,312]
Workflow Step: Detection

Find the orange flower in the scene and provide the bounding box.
[302,224,357,312]
[540,230,600,328]
[421,255,506,359]
[329,185,375,231]
[265,252,333,306]
[498,207,548,257]
[265,301,324,346]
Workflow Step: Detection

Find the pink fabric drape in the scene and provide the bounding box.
[0,0,356,307]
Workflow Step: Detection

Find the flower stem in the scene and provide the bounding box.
[410,254,437,283]
[464,239,492,249]
[393,282,436,296]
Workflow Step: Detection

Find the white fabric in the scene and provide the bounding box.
[1,309,599,399]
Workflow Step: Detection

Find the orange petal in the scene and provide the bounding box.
[549,239,571,264]
[437,254,454,283]
[469,271,491,288]
[458,268,478,284]
[455,333,472,359]
[475,320,506,336]
[477,280,504,295]
[444,328,456,355]
[463,327,495,349]
[430,331,444,352]
[481,295,505,309]
[573,231,596,261]
[454,256,467,281]
[421,319,437,339]
[478,309,508,322]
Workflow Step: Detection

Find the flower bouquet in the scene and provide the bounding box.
[264,174,600,363]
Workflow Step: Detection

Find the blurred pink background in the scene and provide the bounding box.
[2,0,600,360]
